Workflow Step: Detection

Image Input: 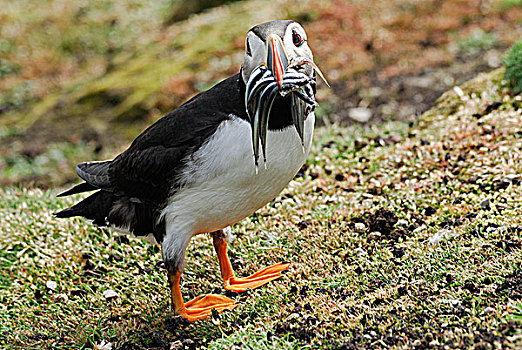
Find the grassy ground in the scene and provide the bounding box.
[1,69,521,349]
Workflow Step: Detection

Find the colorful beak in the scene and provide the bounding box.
[266,34,289,90]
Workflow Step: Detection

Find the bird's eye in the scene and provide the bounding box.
[246,40,252,56]
[292,30,304,47]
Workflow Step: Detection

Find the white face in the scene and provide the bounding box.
[241,22,314,84]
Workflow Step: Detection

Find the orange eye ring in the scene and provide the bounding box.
[292,30,304,47]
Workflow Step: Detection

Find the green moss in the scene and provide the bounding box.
[0,82,35,111]
[421,68,504,125]
[503,38,522,93]
[495,0,522,10]
[163,0,243,24]
[457,29,498,56]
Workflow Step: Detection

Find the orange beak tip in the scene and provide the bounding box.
[266,34,289,91]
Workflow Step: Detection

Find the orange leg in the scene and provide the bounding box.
[167,270,237,322]
[212,232,290,292]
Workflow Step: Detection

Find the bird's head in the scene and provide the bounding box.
[241,20,314,87]
[240,20,327,171]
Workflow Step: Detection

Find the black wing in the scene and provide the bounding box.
[108,106,229,205]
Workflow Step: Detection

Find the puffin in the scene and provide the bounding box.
[56,20,327,322]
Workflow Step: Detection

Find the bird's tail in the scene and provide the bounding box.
[55,160,114,225]
[55,159,164,237]
[57,160,112,197]
[54,190,115,226]
[57,182,97,197]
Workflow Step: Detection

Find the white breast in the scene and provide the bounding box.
[161,113,314,238]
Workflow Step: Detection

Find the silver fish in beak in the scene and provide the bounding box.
[245,36,327,172]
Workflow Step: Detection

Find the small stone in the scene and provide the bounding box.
[54,293,68,303]
[46,280,57,291]
[103,289,118,300]
[396,219,408,226]
[406,76,434,88]
[481,306,496,315]
[354,248,367,256]
[368,231,381,241]
[429,229,452,245]
[480,199,491,211]
[170,341,183,350]
[96,340,113,350]
[348,107,372,123]
[354,222,366,233]
[453,86,465,98]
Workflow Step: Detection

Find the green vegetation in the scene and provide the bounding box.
[163,0,243,24]
[457,29,498,56]
[495,0,522,10]
[0,140,116,188]
[504,38,522,93]
[1,70,521,349]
